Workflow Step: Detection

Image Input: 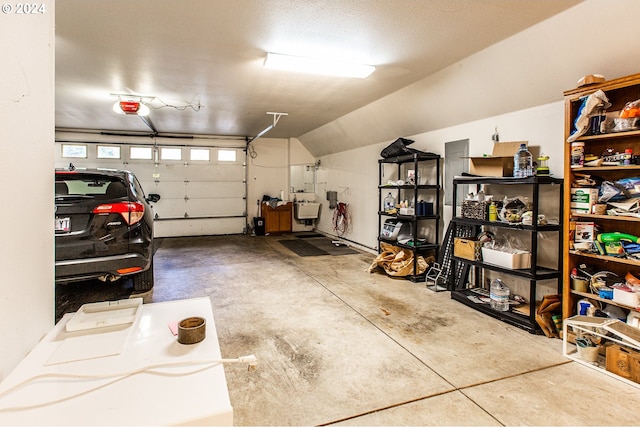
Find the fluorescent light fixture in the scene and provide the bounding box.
[264,52,375,78]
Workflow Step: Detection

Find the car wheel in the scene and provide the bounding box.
[132,261,154,292]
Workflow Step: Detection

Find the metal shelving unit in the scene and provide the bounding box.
[448,175,564,333]
[377,152,441,282]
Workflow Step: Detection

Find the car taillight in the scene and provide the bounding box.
[117,267,142,274]
[93,202,145,225]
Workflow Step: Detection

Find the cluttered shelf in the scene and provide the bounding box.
[453,175,563,186]
[378,152,441,164]
[452,216,562,231]
[450,288,538,333]
[378,184,441,190]
[573,129,640,142]
[569,250,640,267]
[572,213,640,222]
[571,165,640,172]
[378,236,438,252]
[571,289,640,312]
[378,210,439,220]
[452,255,560,280]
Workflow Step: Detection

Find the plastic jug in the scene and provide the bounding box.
[627,311,640,328]
[383,193,395,212]
[490,279,510,311]
[513,143,533,178]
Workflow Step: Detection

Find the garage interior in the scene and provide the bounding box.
[52,233,638,425]
[4,0,640,425]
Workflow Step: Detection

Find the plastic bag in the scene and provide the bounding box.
[609,99,640,132]
[498,196,529,223]
[598,177,640,202]
[567,90,611,142]
[380,137,416,158]
[485,233,527,254]
[620,99,640,118]
[367,242,427,276]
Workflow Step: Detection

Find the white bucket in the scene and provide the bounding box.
[577,345,599,363]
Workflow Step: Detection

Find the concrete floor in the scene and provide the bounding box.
[57,234,640,425]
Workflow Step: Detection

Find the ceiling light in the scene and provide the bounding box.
[113,100,150,116]
[264,53,375,79]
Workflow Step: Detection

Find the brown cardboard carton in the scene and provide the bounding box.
[605,344,640,382]
[467,141,527,177]
[453,237,480,261]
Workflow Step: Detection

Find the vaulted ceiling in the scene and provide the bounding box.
[55,0,580,148]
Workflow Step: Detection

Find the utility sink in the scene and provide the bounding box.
[295,202,320,220]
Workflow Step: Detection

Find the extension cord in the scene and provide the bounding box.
[0,355,257,412]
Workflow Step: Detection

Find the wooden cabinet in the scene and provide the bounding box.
[563,72,640,320]
[263,202,292,234]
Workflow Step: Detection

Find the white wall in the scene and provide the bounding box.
[247,136,289,221]
[246,136,319,232]
[408,102,565,229]
[314,144,381,249]
[314,101,564,249]
[0,2,55,379]
[290,137,315,166]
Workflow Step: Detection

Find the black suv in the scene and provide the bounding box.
[54,168,158,292]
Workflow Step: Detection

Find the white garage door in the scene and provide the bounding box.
[54,138,247,238]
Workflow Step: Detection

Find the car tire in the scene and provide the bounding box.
[132,261,154,292]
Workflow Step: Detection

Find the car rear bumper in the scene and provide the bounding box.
[55,253,151,283]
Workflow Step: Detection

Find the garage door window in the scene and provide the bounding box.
[97,145,121,159]
[190,148,210,161]
[161,147,182,161]
[130,147,153,160]
[218,149,236,162]
[61,144,87,158]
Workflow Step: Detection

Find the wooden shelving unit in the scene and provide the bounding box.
[563,72,640,320]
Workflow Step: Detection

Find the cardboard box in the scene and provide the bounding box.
[571,188,599,214]
[606,344,640,382]
[613,288,640,308]
[574,222,595,242]
[399,207,415,215]
[481,247,531,269]
[467,141,527,177]
[454,237,481,261]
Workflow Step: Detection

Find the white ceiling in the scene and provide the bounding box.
[55,0,580,145]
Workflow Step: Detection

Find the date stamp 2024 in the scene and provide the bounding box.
[2,3,47,14]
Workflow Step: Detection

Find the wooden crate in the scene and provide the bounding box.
[453,237,481,261]
[606,344,640,383]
